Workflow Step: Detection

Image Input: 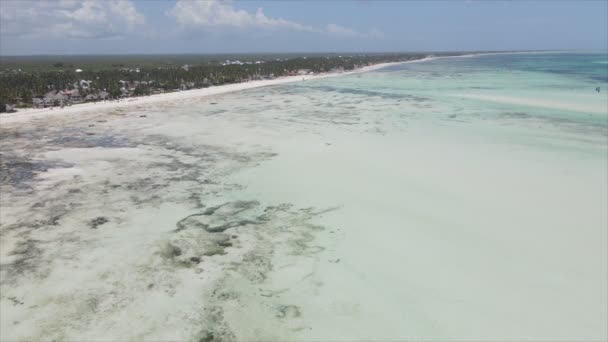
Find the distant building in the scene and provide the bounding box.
[70,89,82,102]
[98,91,110,100]
[79,80,92,89]
[75,69,83,73]
[4,104,16,113]
[42,91,68,107]
[85,94,99,102]
[222,60,244,66]
[33,98,44,108]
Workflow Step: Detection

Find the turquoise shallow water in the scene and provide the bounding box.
[269,52,608,158]
[307,52,607,123]
[1,52,606,341]
[221,53,608,340]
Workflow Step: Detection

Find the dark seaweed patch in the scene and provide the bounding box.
[89,217,109,229]
[302,85,429,102]
[48,132,129,148]
[0,153,73,189]
[2,239,44,282]
[276,305,301,319]
[500,112,532,119]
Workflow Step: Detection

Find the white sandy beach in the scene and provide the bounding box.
[3,51,574,125]
[0,60,429,125]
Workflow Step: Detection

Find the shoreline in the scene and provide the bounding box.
[0,59,428,124]
[1,50,605,341]
[0,50,569,125]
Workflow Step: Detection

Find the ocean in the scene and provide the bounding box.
[1,52,606,341]
[220,52,608,340]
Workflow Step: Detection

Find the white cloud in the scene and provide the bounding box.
[326,23,359,37]
[0,0,384,44]
[167,0,384,40]
[252,8,317,32]
[168,0,316,32]
[0,0,145,39]
[326,24,385,39]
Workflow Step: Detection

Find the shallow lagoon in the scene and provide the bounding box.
[1,53,606,341]
[226,52,608,340]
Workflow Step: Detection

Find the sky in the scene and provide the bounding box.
[0,0,606,55]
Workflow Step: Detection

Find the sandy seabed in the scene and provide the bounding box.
[1,53,606,341]
[1,59,429,341]
[1,60,420,125]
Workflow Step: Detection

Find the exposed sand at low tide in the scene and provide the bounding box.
[0,101,317,340]
[455,93,608,114]
[1,59,434,341]
[1,52,606,341]
[1,60,425,125]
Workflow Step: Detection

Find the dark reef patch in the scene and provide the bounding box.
[1,239,44,284]
[48,128,129,149]
[0,152,73,189]
[500,112,532,119]
[302,85,430,102]
[89,217,109,229]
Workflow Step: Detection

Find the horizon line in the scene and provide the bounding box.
[2,49,606,58]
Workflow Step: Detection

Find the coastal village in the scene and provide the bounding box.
[0,54,426,113]
[15,67,310,111]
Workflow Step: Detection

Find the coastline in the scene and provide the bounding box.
[1,51,605,341]
[0,59,430,124]
[0,50,572,125]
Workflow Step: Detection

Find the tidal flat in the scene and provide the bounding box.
[1,53,607,341]
[0,92,337,341]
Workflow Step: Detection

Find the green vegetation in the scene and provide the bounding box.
[0,53,448,112]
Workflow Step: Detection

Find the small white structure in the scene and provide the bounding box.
[222,60,244,66]
[75,69,83,73]
[79,80,92,89]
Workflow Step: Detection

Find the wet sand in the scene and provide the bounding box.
[1,52,606,341]
[0,96,332,340]
[1,60,422,125]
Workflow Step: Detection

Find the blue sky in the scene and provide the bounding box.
[1,0,606,55]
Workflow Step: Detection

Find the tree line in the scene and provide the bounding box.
[0,54,426,112]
